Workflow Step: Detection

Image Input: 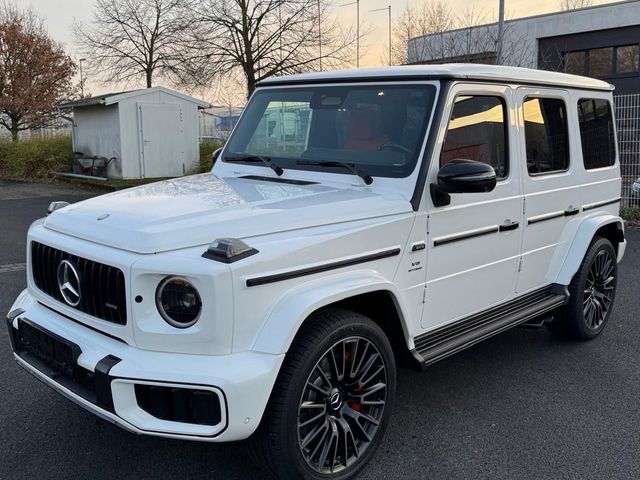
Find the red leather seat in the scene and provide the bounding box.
[344,108,389,151]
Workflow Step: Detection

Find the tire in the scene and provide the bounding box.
[549,237,618,340]
[250,308,396,480]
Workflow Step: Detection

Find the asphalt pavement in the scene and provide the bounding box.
[1,180,639,480]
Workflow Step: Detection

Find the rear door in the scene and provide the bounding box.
[515,88,575,293]
[422,84,523,330]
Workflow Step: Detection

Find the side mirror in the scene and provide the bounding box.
[212,147,223,164]
[430,159,497,207]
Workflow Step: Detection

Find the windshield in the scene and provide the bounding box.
[223,84,437,178]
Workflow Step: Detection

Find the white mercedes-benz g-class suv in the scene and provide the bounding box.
[7,65,626,479]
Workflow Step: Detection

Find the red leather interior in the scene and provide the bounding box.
[344,108,389,151]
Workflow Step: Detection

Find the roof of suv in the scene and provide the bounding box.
[258,64,613,92]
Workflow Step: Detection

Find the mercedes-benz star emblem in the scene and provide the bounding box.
[329,391,342,411]
[57,259,81,307]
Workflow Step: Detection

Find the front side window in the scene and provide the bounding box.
[523,97,570,175]
[440,95,508,178]
[578,98,616,169]
[224,84,437,178]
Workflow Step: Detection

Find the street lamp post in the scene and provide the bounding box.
[369,5,392,66]
[496,0,505,65]
[340,0,360,68]
[79,58,87,98]
[317,0,323,71]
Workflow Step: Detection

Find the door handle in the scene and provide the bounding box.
[564,206,580,216]
[499,220,520,232]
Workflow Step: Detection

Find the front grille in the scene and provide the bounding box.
[31,241,127,325]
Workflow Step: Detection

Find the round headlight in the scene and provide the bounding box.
[155,276,202,328]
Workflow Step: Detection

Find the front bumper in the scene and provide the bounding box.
[6,291,284,442]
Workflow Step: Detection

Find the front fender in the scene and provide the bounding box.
[554,214,624,285]
[251,269,411,355]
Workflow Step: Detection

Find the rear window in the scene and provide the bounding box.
[577,98,616,169]
[523,97,570,175]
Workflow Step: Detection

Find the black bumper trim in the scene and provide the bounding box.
[7,315,121,414]
[7,316,228,437]
[5,308,24,351]
[95,355,122,412]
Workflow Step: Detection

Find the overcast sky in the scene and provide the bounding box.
[26,0,619,97]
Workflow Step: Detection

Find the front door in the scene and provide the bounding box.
[422,84,523,330]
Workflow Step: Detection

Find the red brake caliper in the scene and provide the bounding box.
[350,384,362,411]
[347,349,362,411]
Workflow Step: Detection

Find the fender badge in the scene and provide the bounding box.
[97,214,110,221]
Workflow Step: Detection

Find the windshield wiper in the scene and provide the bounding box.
[296,160,373,185]
[224,155,284,176]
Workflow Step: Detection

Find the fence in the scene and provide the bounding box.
[614,93,640,208]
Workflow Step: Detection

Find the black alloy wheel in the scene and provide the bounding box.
[549,236,618,340]
[250,309,396,480]
[582,248,616,330]
[297,336,388,474]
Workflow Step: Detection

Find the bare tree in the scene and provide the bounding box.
[389,1,455,65]
[559,0,593,11]
[404,3,535,68]
[0,3,76,140]
[182,0,356,97]
[74,0,192,88]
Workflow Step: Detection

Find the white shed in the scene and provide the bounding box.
[60,87,210,179]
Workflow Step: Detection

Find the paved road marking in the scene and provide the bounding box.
[0,262,26,274]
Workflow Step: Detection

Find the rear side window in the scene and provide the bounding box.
[577,98,616,169]
[523,97,569,175]
[440,95,508,178]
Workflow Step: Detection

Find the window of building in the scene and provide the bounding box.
[565,51,586,75]
[523,97,570,175]
[616,44,640,74]
[563,46,640,78]
[589,47,614,78]
[440,95,508,178]
[578,99,616,169]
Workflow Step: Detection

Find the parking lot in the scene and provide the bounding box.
[1,180,639,480]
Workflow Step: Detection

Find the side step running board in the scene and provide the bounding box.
[412,286,568,369]
[519,315,553,329]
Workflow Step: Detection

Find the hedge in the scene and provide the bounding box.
[0,135,223,180]
[199,139,223,173]
[0,136,73,180]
